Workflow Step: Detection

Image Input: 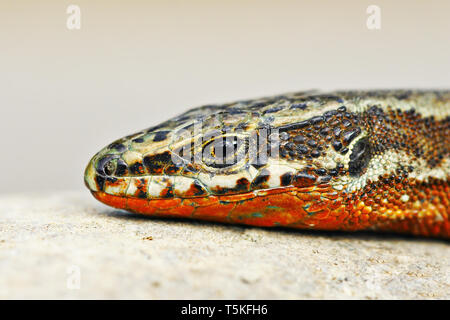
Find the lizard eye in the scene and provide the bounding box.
[348,137,371,176]
[202,135,247,169]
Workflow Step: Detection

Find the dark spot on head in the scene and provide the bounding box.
[342,127,362,144]
[323,110,338,118]
[318,175,332,183]
[328,169,338,176]
[251,102,269,109]
[107,142,127,152]
[129,162,145,175]
[137,179,148,198]
[164,162,182,175]
[307,140,318,148]
[297,145,308,154]
[293,171,317,187]
[310,150,321,158]
[284,142,296,150]
[368,105,384,116]
[333,127,342,137]
[160,185,174,198]
[214,177,250,195]
[332,140,342,151]
[143,152,171,174]
[115,159,128,176]
[105,176,118,184]
[315,168,327,176]
[405,108,416,115]
[236,122,250,130]
[236,177,250,190]
[319,127,330,136]
[132,137,144,143]
[290,103,307,110]
[264,106,284,114]
[293,135,306,144]
[95,175,105,190]
[349,137,371,176]
[153,131,170,142]
[227,108,246,115]
[251,169,270,189]
[280,172,293,186]
[310,116,324,125]
[278,120,310,132]
[342,119,351,127]
[191,180,208,196]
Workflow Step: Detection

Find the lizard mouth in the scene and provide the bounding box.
[90,184,343,229]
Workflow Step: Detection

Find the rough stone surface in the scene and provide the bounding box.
[0,191,448,299]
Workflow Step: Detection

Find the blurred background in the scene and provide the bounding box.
[1,0,449,193]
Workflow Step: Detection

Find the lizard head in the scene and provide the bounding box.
[84,92,371,201]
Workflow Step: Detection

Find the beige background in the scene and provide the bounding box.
[1,0,449,193]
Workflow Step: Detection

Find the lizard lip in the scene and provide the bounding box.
[90,187,308,229]
[84,155,211,199]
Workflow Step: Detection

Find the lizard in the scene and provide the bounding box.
[84,90,450,238]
